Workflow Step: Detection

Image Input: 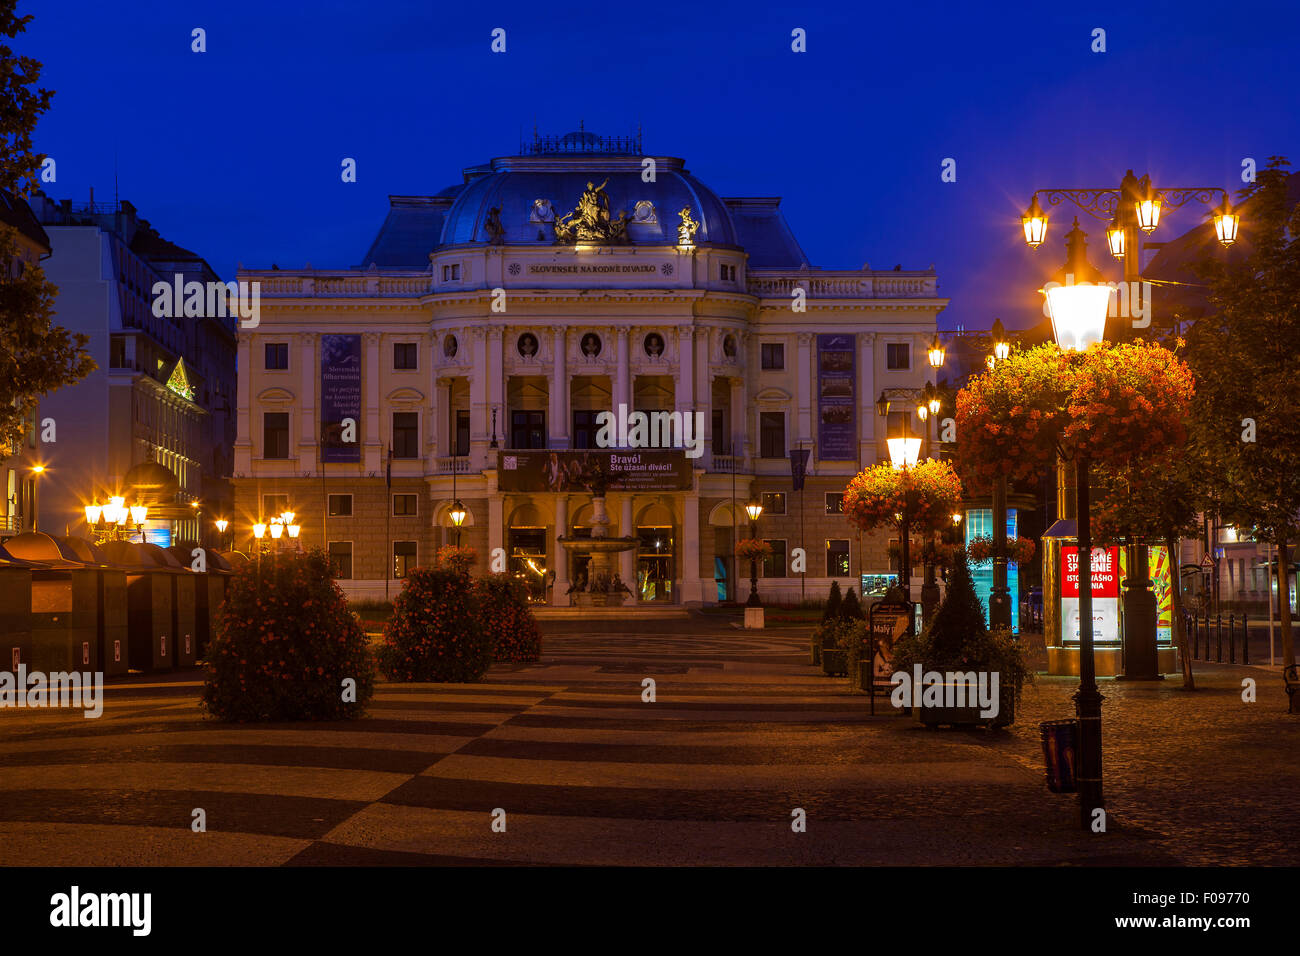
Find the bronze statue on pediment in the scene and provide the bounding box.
[553,178,631,245]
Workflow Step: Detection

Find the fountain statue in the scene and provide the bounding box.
[556,457,638,606]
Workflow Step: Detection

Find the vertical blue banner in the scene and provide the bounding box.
[321,334,362,463]
[816,333,856,460]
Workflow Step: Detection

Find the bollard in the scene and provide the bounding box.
[1229,613,1236,664]
[1242,611,1250,665]
[1216,615,1223,663]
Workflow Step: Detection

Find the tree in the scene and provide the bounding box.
[0,1,53,197]
[1186,157,1300,667]
[1091,457,1204,689]
[0,3,92,458]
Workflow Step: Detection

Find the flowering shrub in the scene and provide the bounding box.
[736,538,773,563]
[435,545,477,574]
[842,459,963,535]
[201,549,375,721]
[966,535,1037,565]
[477,573,543,663]
[379,566,491,682]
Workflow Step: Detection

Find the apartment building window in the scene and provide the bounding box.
[825,492,844,515]
[263,412,289,459]
[759,412,785,459]
[761,492,787,516]
[392,412,419,459]
[441,264,460,281]
[761,342,785,370]
[265,342,289,370]
[328,494,353,516]
[886,342,911,370]
[393,342,417,370]
[510,410,546,449]
[763,539,788,578]
[392,494,418,516]
[328,542,353,579]
[827,539,851,577]
[393,541,417,579]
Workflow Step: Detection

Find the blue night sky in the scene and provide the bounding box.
[21,0,1300,333]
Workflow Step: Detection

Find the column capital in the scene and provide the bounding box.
[857,330,876,346]
[797,331,815,346]
[362,331,382,346]
[296,331,316,346]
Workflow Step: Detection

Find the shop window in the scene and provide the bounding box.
[393,541,417,578]
[328,541,353,579]
[763,539,787,577]
[393,342,417,370]
[328,494,353,516]
[508,528,548,603]
[392,494,417,516]
[827,539,851,577]
[263,412,289,459]
[759,412,785,459]
[761,342,784,370]
[392,412,419,459]
[637,527,674,603]
[265,342,288,370]
[761,492,786,516]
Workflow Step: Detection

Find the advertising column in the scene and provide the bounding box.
[1061,545,1120,643]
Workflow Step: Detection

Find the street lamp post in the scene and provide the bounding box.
[1040,221,1111,831]
[29,465,45,533]
[215,518,229,552]
[745,495,764,607]
[450,500,467,547]
[988,319,1013,632]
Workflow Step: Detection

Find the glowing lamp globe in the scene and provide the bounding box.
[1213,197,1239,246]
[85,504,102,525]
[887,436,922,470]
[1022,196,1048,248]
[1045,220,1110,352]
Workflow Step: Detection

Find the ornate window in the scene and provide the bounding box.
[643,332,665,358]
[580,333,603,358]
[443,334,458,358]
[517,332,539,358]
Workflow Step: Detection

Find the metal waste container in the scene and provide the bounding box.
[58,536,129,677]
[1,533,98,672]
[0,557,33,671]
[101,541,174,673]
[1040,719,1079,793]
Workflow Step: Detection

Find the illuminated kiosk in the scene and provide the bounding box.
[1042,518,1178,676]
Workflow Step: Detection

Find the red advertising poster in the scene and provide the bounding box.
[1061,546,1119,598]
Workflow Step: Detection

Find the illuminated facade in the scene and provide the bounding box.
[235,133,948,604]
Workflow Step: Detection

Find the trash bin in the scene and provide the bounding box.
[0,557,33,671]
[147,544,197,668]
[181,548,232,659]
[101,541,174,673]
[1040,719,1079,793]
[1,533,98,672]
[58,536,129,678]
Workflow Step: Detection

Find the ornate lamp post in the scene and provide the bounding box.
[988,319,1014,631]
[886,422,922,602]
[29,464,45,533]
[450,499,467,547]
[252,521,267,572]
[215,518,229,551]
[1040,222,1111,830]
[745,495,764,607]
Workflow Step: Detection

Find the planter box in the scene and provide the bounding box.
[914,684,1015,728]
[821,648,847,677]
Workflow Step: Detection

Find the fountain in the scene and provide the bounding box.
[556,458,637,606]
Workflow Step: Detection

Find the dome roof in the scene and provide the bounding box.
[122,460,180,502]
[438,149,738,248]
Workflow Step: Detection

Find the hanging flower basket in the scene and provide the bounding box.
[736,538,773,563]
[841,459,963,535]
[966,534,1037,565]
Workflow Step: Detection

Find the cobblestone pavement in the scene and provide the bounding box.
[0,614,1293,866]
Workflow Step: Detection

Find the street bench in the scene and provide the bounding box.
[1285,665,1299,714]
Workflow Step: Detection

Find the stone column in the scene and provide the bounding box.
[362,331,381,472]
[488,487,504,572]
[620,495,636,590]
[469,327,488,464]
[234,333,252,473]
[858,331,876,467]
[553,494,570,606]
[615,327,630,412]
[681,482,703,604]
[694,328,712,459]
[487,327,504,453]
[797,332,814,458]
[550,326,569,448]
[297,333,316,465]
[676,325,694,411]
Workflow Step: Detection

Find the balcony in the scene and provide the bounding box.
[435,456,476,474]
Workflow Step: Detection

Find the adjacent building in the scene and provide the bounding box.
[25,193,237,546]
[235,132,948,604]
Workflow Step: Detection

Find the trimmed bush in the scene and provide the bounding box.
[201,549,375,721]
[380,566,491,682]
[823,581,843,621]
[840,587,864,621]
[477,573,543,663]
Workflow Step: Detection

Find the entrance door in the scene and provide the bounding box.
[714,527,733,602]
[637,527,673,602]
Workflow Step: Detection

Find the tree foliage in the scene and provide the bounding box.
[1185,156,1300,665]
[0,1,53,197]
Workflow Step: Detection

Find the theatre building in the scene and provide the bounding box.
[234,132,947,605]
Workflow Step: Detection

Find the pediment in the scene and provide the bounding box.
[258,386,295,403]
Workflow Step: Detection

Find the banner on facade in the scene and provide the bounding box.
[816,333,856,460]
[497,449,692,492]
[1061,545,1120,643]
[320,334,361,463]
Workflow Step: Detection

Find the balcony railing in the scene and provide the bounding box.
[435,456,475,474]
